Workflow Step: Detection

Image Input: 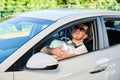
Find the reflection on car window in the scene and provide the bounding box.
[0,22,33,39]
[0,17,54,63]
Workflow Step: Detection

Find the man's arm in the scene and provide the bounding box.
[40,46,77,60]
[40,46,54,55]
[40,46,70,58]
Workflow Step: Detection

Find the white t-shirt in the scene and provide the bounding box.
[73,43,88,55]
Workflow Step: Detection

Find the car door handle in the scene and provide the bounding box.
[89,66,107,74]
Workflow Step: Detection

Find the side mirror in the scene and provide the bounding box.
[26,52,58,70]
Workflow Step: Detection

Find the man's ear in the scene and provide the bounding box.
[83,34,88,39]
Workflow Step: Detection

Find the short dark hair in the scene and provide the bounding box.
[84,23,91,34]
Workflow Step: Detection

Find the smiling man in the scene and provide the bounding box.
[41,23,89,60]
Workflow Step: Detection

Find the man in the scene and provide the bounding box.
[41,23,89,60]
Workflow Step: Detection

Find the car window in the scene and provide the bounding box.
[104,18,120,46]
[0,17,54,63]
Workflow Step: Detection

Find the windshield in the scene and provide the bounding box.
[0,17,54,63]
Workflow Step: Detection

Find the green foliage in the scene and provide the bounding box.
[116,0,120,3]
[0,0,120,19]
[0,0,119,11]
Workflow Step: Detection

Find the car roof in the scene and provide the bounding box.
[18,9,120,21]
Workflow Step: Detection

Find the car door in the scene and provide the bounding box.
[107,44,120,80]
[103,16,120,80]
[13,17,111,80]
[0,72,13,80]
[13,50,110,80]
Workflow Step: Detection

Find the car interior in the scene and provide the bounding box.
[105,20,120,46]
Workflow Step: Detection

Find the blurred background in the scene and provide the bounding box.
[0,0,120,20]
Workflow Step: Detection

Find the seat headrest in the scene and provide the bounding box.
[105,20,115,27]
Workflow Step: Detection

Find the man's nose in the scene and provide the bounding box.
[76,29,81,33]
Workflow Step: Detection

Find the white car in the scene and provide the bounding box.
[0,9,120,80]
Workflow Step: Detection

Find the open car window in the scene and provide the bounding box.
[37,20,95,60]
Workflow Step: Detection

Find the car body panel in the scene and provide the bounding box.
[14,50,110,80]
[108,44,120,80]
[18,9,120,21]
[0,72,13,80]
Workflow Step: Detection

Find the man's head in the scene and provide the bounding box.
[72,23,88,41]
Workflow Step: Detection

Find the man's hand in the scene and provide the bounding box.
[56,53,76,60]
[51,46,68,58]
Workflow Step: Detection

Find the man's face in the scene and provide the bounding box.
[72,24,88,40]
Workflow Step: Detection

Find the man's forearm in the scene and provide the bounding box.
[40,46,54,55]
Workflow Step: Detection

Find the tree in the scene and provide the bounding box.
[116,0,120,3]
